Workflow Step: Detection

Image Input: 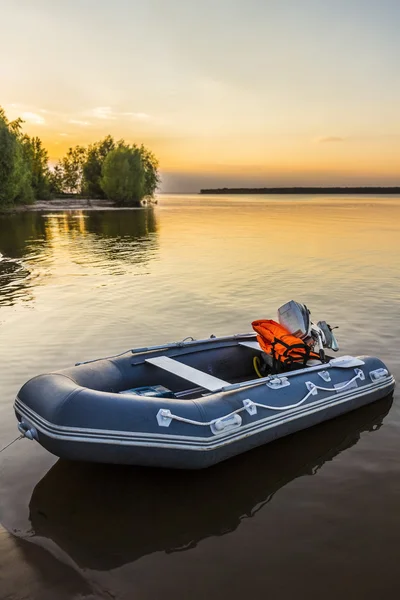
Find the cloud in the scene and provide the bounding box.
[90,106,116,120]
[317,136,345,143]
[88,107,152,121]
[68,119,91,127]
[125,112,151,121]
[21,112,45,125]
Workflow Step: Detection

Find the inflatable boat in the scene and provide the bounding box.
[14,301,395,469]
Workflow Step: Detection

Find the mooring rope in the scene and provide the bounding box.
[0,434,23,455]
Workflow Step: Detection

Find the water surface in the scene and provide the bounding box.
[0,195,399,599]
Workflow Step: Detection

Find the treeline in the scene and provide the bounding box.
[200,187,400,194]
[51,135,159,205]
[0,107,51,208]
[0,106,159,210]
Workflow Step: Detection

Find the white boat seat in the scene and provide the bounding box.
[145,356,229,392]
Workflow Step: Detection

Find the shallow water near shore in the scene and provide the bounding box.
[0,194,399,599]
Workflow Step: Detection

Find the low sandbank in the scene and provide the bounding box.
[1,197,157,213]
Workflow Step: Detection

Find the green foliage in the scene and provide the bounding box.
[101,145,145,205]
[54,138,159,201]
[0,119,20,207]
[53,146,87,195]
[48,164,64,196]
[15,155,34,205]
[0,106,160,207]
[82,135,115,198]
[0,109,34,208]
[20,135,51,200]
[139,144,160,198]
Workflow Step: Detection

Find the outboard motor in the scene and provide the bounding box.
[278,300,339,361]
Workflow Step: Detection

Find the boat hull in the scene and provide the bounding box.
[14,342,395,469]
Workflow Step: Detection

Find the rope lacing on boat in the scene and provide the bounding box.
[157,371,365,432]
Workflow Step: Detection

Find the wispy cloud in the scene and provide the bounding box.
[89,106,117,120]
[21,112,45,125]
[125,112,151,121]
[68,119,92,127]
[317,136,345,143]
[88,106,152,121]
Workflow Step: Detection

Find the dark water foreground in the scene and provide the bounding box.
[0,195,399,599]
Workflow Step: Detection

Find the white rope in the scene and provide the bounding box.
[161,406,247,427]
[160,372,363,427]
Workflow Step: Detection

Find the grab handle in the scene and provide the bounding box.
[18,420,38,441]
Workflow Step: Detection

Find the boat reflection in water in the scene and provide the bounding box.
[29,395,393,571]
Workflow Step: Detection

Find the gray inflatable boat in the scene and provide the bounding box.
[14,320,395,469]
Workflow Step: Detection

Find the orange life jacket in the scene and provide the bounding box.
[252,319,321,369]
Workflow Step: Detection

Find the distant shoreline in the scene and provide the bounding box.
[0,197,157,214]
[200,187,400,195]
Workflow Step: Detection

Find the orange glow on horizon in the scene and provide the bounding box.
[27,120,400,185]
[3,0,400,191]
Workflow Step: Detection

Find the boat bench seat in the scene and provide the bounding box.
[145,356,229,392]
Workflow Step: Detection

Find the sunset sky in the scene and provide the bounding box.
[1,0,400,191]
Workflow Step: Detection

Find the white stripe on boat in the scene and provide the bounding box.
[14,376,394,451]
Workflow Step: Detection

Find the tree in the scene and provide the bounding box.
[100,142,159,205]
[139,144,160,197]
[0,105,160,206]
[101,145,145,205]
[0,108,34,208]
[54,146,87,194]
[48,164,64,196]
[82,135,115,198]
[0,106,24,137]
[20,135,51,199]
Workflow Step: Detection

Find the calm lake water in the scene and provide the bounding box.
[0,194,399,599]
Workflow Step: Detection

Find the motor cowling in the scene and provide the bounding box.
[277,300,311,339]
[278,300,339,355]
